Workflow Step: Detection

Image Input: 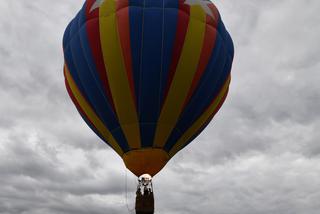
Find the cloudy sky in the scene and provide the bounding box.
[1,0,320,213]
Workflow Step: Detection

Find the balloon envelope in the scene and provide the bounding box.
[63,0,234,177]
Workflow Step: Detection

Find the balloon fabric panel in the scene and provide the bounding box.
[164,31,231,152]
[99,0,141,150]
[139,7,163,148]
[153,5,207,149]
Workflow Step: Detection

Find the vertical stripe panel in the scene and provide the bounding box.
[159,3,180,109]
[70,12,80,36]
[184,43,230,128]
[164,34,230,151]
[69,22,113,132]
[217,18,234,57]
[183,19,217,107]
[139,4,164,148]
[99,0,141,149]
[154,5,207,148]
[161,2,190,105]
[117,4,136,107]
[63,22,72,49]
[64,19,93,113]
[128,5,143,108]
[79,25,130,151]
[85,1,116,111]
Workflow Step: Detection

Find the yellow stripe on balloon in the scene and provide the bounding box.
[99,0,141,149]
[153,5,207,148]
[64,66,124,156]
[168,76,231,157]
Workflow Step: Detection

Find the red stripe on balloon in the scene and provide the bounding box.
[116,0,137,107]
[84,1,116,111]
[182,15,217,108]
[162,0,190,106]
[85,0,98,18]
[207,3,220,28]
[116,0,128,10]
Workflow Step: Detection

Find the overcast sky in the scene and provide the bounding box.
[0,0,320,214]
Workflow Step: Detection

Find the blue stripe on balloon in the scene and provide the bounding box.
[164,25,231,152]
[63,22,72,49]
[69,35,130,152]
[225,30,234,58]
[184,38,230,126]
[67,12,130,153]
[145,0,162,7]
[138,5,163,148]
[64,17,92,108]
[164,0,179,8]
[69,11,81,37]
[217,15,234,58]
[128,3,143,113]
[130,0,144,7]
[78,3,87,27]
[77,11,130,152]
[159,7,179,108]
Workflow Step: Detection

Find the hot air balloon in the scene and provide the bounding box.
[63,0,234,212]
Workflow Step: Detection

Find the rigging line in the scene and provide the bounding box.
[125,168,135,214]
[138,0,147,116]
[158,0,165,116]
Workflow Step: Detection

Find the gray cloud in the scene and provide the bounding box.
[0,0,320,213]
